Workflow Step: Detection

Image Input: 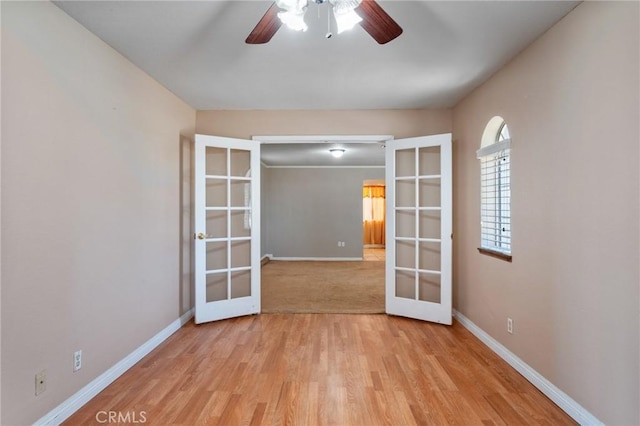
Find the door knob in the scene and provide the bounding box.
[196,233,207,240]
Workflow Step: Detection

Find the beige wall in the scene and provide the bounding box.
[1,2,196,424]
[452,2,639,424]
[196,109,452,139]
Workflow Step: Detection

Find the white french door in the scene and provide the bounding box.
[385,134,452,324]
[194,134,261,324]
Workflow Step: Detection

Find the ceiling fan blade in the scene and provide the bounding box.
[246,2,282,44]
[356,0,403,44]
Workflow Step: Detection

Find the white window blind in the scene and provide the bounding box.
[477,139,511,254]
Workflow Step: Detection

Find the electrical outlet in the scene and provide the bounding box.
[35,370,46,396]
[74,350,82,372]
[507,318,513,334]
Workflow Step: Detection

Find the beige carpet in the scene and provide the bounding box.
[261,260,385,314]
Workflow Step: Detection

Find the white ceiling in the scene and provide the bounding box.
[261,138,387,167]
[54,0,579,111]
[53,0,578,166]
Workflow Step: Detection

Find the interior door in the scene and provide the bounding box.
[385,134,452,324]
[194,134,260,324]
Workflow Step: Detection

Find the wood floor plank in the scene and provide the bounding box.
[249,402,267,426]
[484,392,530,425]
[63,314,577,426]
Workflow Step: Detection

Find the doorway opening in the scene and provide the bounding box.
[363,179,385,261]
[256,135,390,314]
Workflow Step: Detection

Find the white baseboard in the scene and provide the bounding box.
[453,310,602,426]
[35,308,195,426]
[270,257,363,261]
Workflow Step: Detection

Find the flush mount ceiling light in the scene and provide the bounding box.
[246,0,402,44]
[330,148,346,158]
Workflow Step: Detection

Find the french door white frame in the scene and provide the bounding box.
[385,134,453,324]
[194,135,261,324]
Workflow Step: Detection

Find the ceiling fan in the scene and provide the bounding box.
[246,0,403,45]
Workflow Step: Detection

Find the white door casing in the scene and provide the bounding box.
[385,134,452,324]
[194,134,261,324]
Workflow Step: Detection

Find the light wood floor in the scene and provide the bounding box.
[64,314,576,426]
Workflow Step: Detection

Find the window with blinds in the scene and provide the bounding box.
[477,121,511,256]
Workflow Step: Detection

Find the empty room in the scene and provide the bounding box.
[1,1,638,425]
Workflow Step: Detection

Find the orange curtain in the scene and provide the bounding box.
[363,185,385,246]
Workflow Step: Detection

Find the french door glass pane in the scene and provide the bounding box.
[206,241,227,270]
[206,179,226,207]
[395,180,415,208]
[418,241,441,271]
[396,210,415,238]
[230,180,249,207]
[230,211,251,237]
[418,211,441,239]
[205,147,226,175]
[231,240,251,268]
[395,240,414,269]
[395,270,415,299]
[418,273,441,303]
[206,272,227,302]
[231,270,251,298]
[396,148,415,176]
[418,178,441,207]
[418,146,440,175]
[206,211,226,238]
[230,149,251,176]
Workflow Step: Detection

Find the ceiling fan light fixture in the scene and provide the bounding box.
[276,0,309,32]
[277,10,309,32]
[333,9,362,33]
[275,0,307,11]
[330,148,346,158]
[330,0,363,34]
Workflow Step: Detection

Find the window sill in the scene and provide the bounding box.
[478,248,512,262]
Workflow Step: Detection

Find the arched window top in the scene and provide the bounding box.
[480,116,509,148]
[477,116,510,159]
[497,121,510,142]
